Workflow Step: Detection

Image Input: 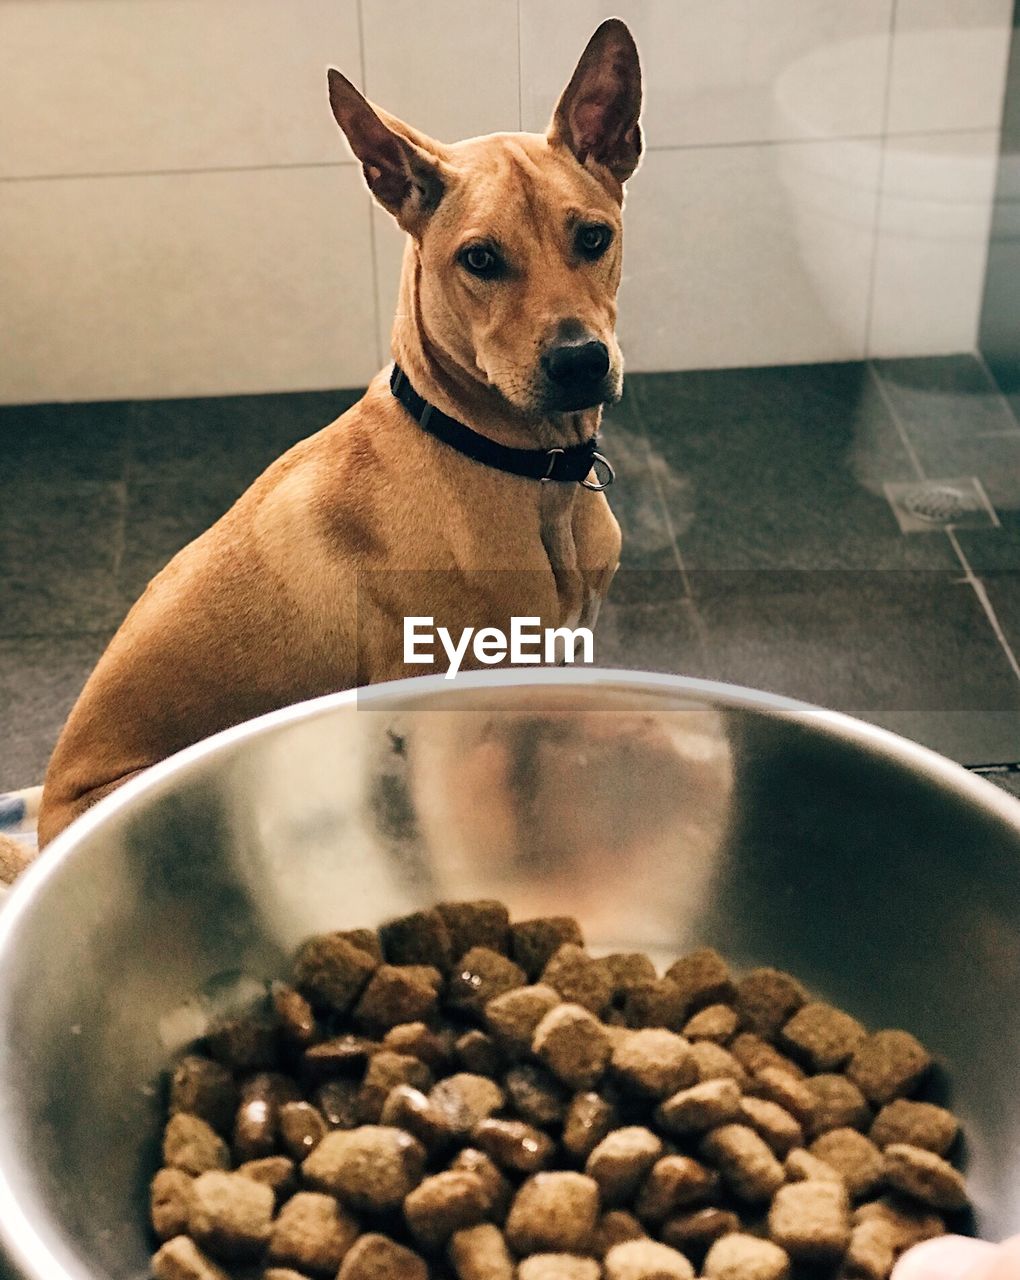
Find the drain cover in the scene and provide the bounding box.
[900,482,972,523]
[884,476,997,533]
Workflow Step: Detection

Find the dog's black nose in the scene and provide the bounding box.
[542,339,611,388]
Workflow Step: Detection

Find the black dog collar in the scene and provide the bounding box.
[389,363,614,490]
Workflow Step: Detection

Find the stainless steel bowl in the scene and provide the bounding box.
[1,670,1019,1279]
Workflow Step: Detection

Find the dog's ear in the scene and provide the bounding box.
[548,18,643,189]
[327,69,447,233]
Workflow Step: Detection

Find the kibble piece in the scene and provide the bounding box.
[335,927,383,961]
[666,948,735,1012]
[354,964,440,1030]
[702,1233,790,1280]
[749,1068,816,1128]
[448,1223,515,1280]
[447,947,527,1015]
[279,1101,328,1160]
[430,1072,505,1137]
[847,1031,933,1106]
[611,1028,696,1099]
[267,1191,359,1275]
[437,900,512,957]
[505,1171,601,1255]
[170,1056,237,1134]
[781,1003,866,1072]
[518,1256,601,1280]
[315,1079,361,1130]
[635,1155,719,1223]
[562,1089,619,1159]
[623,978,688,1031]
[603,952,659,996]
[784,1149,844,1184]
[841,1218,896,1280]
[380,1084,451,1152]
[485,983,561,1056]
[358,1050,433,1123]
[264,1271,316,1280]
[187,1170,274,1262]
[233,1072,300,1162]
[151,1236,232,1280]
[769,1180,851,1263]
[151,1169,194,1241]
[383,1021,453,1071]
[684,1004,739,1045]
[605,1238,696,1280]
[688,1041,749,1087]
[883,1143,969,1211]
[661,1207,740,1253]
[379,908,454,971]
[337,1233,427,1280]
[870,1100,959,1156]
[700,1125,785,1202]
[455,1029,503,1077]
[738,1097,803,1157]
[451,1147,513,1220]
[810,1129,885,1200]
[595,1210,647,1255]
[730,1034,804,1081]
[163,1114,230,1176]
[272,982,318,1048]
[205,1006,278,1073]
[854,1197,945,1249]
[805,1074,871,1137]
[511,917,585,979]
[235,1155,296,1200]
[533,1002,611,1089]
[586,1126,663,1205]
[541,945,614,1016]
[735,968,808,1037]
[302,1125,426,1211]
[404,1170,490,1251]
[473,1117,555,1173]
[293,934,378,1014]
[303,1034,376,1081]
[656,1079,742,1136]
[506,1062,569,1125]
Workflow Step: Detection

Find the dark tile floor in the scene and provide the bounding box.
[2,356,1019,790]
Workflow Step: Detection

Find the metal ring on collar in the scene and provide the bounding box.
[581,451,615,491]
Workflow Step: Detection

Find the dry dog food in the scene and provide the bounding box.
[149,905,970,1279]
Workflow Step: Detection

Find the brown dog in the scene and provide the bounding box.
[38,20,643,847]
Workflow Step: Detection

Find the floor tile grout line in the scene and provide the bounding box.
[516,0,523,132]
[355,0,384,374]
[974,348,1020,433]
[871,361,1020,687]
[867,361,925,481]
[946,528,1020,683]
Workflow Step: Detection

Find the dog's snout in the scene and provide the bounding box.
[542,339,611,389]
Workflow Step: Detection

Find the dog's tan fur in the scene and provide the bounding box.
[38,20,642,847]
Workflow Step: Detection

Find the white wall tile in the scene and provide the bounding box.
[0,167,379,404]
[0,0,359,179]
[887,0,1013,135]
[520,0,894,148]
[361,0,519,142]
[618,141,880,372]
[868,131,999,359]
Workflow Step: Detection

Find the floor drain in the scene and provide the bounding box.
[900,483,972,523]
[884,476,998,534]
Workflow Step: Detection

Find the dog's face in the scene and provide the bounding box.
[328,19,642,417]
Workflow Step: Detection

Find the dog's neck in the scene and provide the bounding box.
[390,254,603,454]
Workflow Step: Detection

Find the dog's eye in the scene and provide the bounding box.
[577,224,612,259]
[459,244,503,279]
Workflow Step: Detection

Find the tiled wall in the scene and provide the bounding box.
[0,0,1013,404]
